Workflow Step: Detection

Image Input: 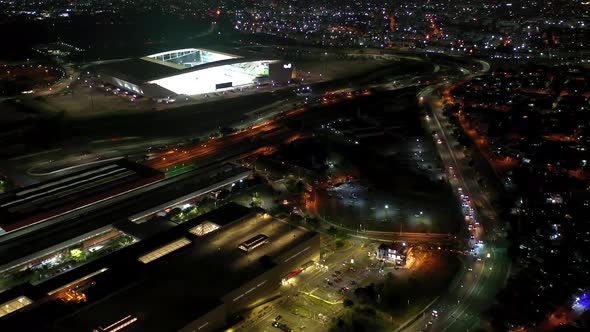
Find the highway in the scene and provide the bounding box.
[147,122,280,170]
[403,67,511,331]
[311,213,457,245]
[1,101,298,184]
[0,88,353,252]
[0,89,342,260]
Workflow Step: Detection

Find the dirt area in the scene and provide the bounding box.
[0,64,65,95]
[296,59,392,81]
[410,246,456,273]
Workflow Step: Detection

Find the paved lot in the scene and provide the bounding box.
[233,238,403,332]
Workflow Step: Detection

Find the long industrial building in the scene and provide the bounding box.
[0,160,164,235]
[0,203,320,332]
[96,48,295,98]
[0,163,253,293]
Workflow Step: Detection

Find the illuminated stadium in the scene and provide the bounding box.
[95,48,294,98]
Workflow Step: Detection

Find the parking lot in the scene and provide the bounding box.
[234,239,377,332]
[231,237,445,332]
[40,72,300,117]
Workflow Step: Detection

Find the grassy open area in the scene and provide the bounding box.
[0,89,290,157]
[296,59,392,80]
[230,183,279,210]
[305,88,461,234]
[0,64,65,96]
[314,138,461,234]
[245,86,461,235]
[304,59,433,94]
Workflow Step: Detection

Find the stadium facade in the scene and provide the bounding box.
[95,48,294,98]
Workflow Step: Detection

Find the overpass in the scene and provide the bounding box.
[318,215,458,244]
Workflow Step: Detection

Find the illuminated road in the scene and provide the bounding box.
[403,65,512,332]
[146,105,312,172]
[147,122,280,170]
[308,211,456,245]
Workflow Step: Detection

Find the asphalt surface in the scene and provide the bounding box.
[0,98,298,184]
[404,73,511,332]
[240,238,370,332]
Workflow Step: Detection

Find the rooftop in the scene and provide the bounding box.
[0,164,251,269]
[96,47,277,86]
[60,211,314,331]
[378,242,409,255]
[95,48,243,84]
[96,58,181,83]
[0,204,317,332]
[0,160,163,233]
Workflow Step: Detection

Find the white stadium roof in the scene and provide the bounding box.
[98,48,286,97]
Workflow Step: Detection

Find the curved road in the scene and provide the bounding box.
[404,64,512,332]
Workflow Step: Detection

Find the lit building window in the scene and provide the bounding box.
[0,296,33,318]
[189,221,220,237]
[138,237,191,264]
